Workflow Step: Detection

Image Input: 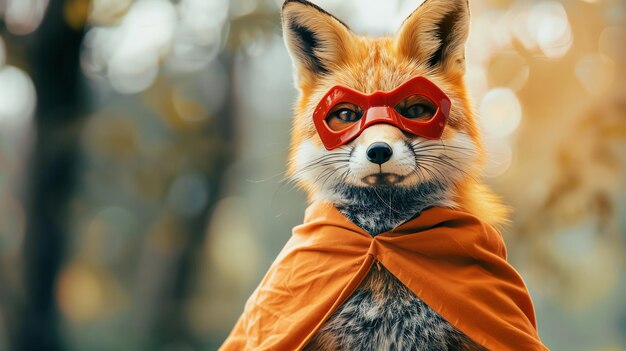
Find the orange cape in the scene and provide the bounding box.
[220,202,548,350]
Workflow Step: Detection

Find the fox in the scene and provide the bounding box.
[279,0,507,349]
[220,0,547,348]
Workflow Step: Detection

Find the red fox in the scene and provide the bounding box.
[222,0,542,350]
[284,0,503,349]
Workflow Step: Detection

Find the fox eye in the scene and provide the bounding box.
[326,103,363,131]
[395,95,436,121]
[336,108,360,122]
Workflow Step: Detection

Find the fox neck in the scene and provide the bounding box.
[327,182,455,235]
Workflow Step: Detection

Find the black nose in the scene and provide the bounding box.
[366,142,393,165]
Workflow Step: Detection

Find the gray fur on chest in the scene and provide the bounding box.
[305,185,486,351]
[305,267,485,351]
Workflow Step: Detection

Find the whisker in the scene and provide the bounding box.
[412,146,476,157]
[418,156,478,182]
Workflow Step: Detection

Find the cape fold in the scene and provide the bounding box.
[220,202,549,351]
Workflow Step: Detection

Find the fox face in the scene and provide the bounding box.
[282,0,507,229]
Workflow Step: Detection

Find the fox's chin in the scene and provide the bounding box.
[362,173,405,186]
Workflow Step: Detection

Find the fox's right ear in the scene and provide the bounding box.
[281,0,354,87]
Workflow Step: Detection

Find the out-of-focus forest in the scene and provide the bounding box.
[0,0,624,350]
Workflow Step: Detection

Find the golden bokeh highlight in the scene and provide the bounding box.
[55,262,125,323]
[479,87,522,138]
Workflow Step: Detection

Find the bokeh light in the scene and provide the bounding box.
[0,66,36,127]
[479,87,522,138]
[56,261,124,323]
[599,26,626,60]
[82,0,230,92]
[483,137,513,178]
[575,53,616,95]
[88,0,132,25]
[3,0,49,35]
[527,2,572,58]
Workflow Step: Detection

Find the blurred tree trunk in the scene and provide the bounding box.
[13,0,87,350]
[152,54,237,350]
[152,13,280,348]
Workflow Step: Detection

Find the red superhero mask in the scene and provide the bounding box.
[313,76,451,150]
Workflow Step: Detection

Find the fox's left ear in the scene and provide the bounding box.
[395,0,470,74]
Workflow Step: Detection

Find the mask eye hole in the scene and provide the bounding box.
[395,95,436,121]
[325,103,364,131]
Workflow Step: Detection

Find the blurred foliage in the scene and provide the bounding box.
[0,0,624,350]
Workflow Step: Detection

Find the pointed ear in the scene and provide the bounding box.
[281,0,354,85]
[395,0,470,74]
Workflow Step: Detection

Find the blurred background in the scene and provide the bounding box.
[0,0,624,350]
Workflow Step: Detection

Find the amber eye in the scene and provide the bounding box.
[325,103,363,131]
[395,95,436,121]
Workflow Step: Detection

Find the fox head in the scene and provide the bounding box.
[281,0,508,227]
